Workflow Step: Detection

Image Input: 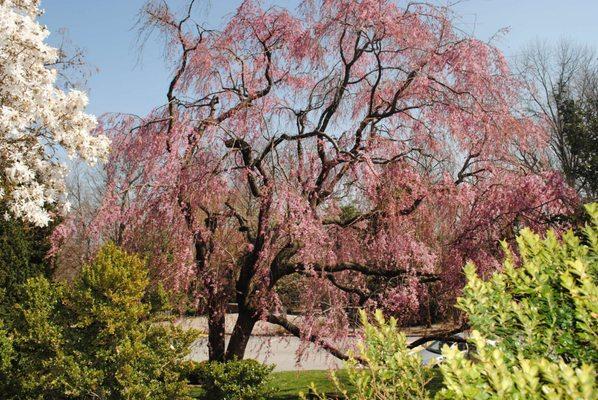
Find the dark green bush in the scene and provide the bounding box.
[0,204,53,319]
[0,322,12,374]
[144,283,172,315]
[187,359,274,400]
[0,243,198,399]
[0,203,55,386]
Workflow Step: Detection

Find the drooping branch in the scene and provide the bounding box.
[266,314,360,362]
[407,324,469,349]
[400,197,424,216]
[322,208,382,227]
[322,195,425,228]
[324,273,370,305]
[292,262,439,282]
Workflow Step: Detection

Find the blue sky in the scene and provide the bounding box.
[40,0,598,118]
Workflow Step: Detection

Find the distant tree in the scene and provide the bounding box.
[50,161,107,280]
[558,95,598,200]
[517,39,598,200]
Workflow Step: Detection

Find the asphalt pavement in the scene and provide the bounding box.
[188,335,438,371]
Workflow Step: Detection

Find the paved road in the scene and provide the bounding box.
[188,335,437,371]
[189,336,343,371]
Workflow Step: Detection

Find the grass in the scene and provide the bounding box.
[188,369,350,399]
[269,369,353,399]
[189,368,444,399]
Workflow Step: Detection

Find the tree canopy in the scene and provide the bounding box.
[55,0,577,361]
[0,0,109,226]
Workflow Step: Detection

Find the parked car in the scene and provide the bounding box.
[417,335,473,365]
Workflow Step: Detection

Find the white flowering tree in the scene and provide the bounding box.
[0,0,109,226]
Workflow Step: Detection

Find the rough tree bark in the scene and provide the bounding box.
[207,296,226,361]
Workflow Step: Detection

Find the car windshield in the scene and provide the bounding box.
[425,338,468,354]
[426,340,443,354]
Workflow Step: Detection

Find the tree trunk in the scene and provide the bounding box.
[207,297,226,361]
[224,310,257,360]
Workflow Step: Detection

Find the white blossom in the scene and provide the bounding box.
[0,0,110,226]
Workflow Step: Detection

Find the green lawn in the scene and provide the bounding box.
[188,369,349,399]
[269,369,352,399]
[189,368,444,399]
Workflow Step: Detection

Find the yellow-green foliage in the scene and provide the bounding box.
[306,309,433,400]
[0,243,198,399]
[438,203,598,399]
[457,204,597,364]
[437,331,596,400]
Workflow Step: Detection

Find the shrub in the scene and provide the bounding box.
[456,203,598,364]
[0,322,12,374]
[437,203,598,399]
[0,276,70,398]
[436,331,596,400]
[188,358,274,400]
[144,283,172,315]
[0,204,54,385]
[307,309,433,400]
[0,204,53,319]
[0,243,198,399]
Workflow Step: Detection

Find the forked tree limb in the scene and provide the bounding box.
[266,314,364,363]
[407,324,469,349]
[268,313,469,363]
